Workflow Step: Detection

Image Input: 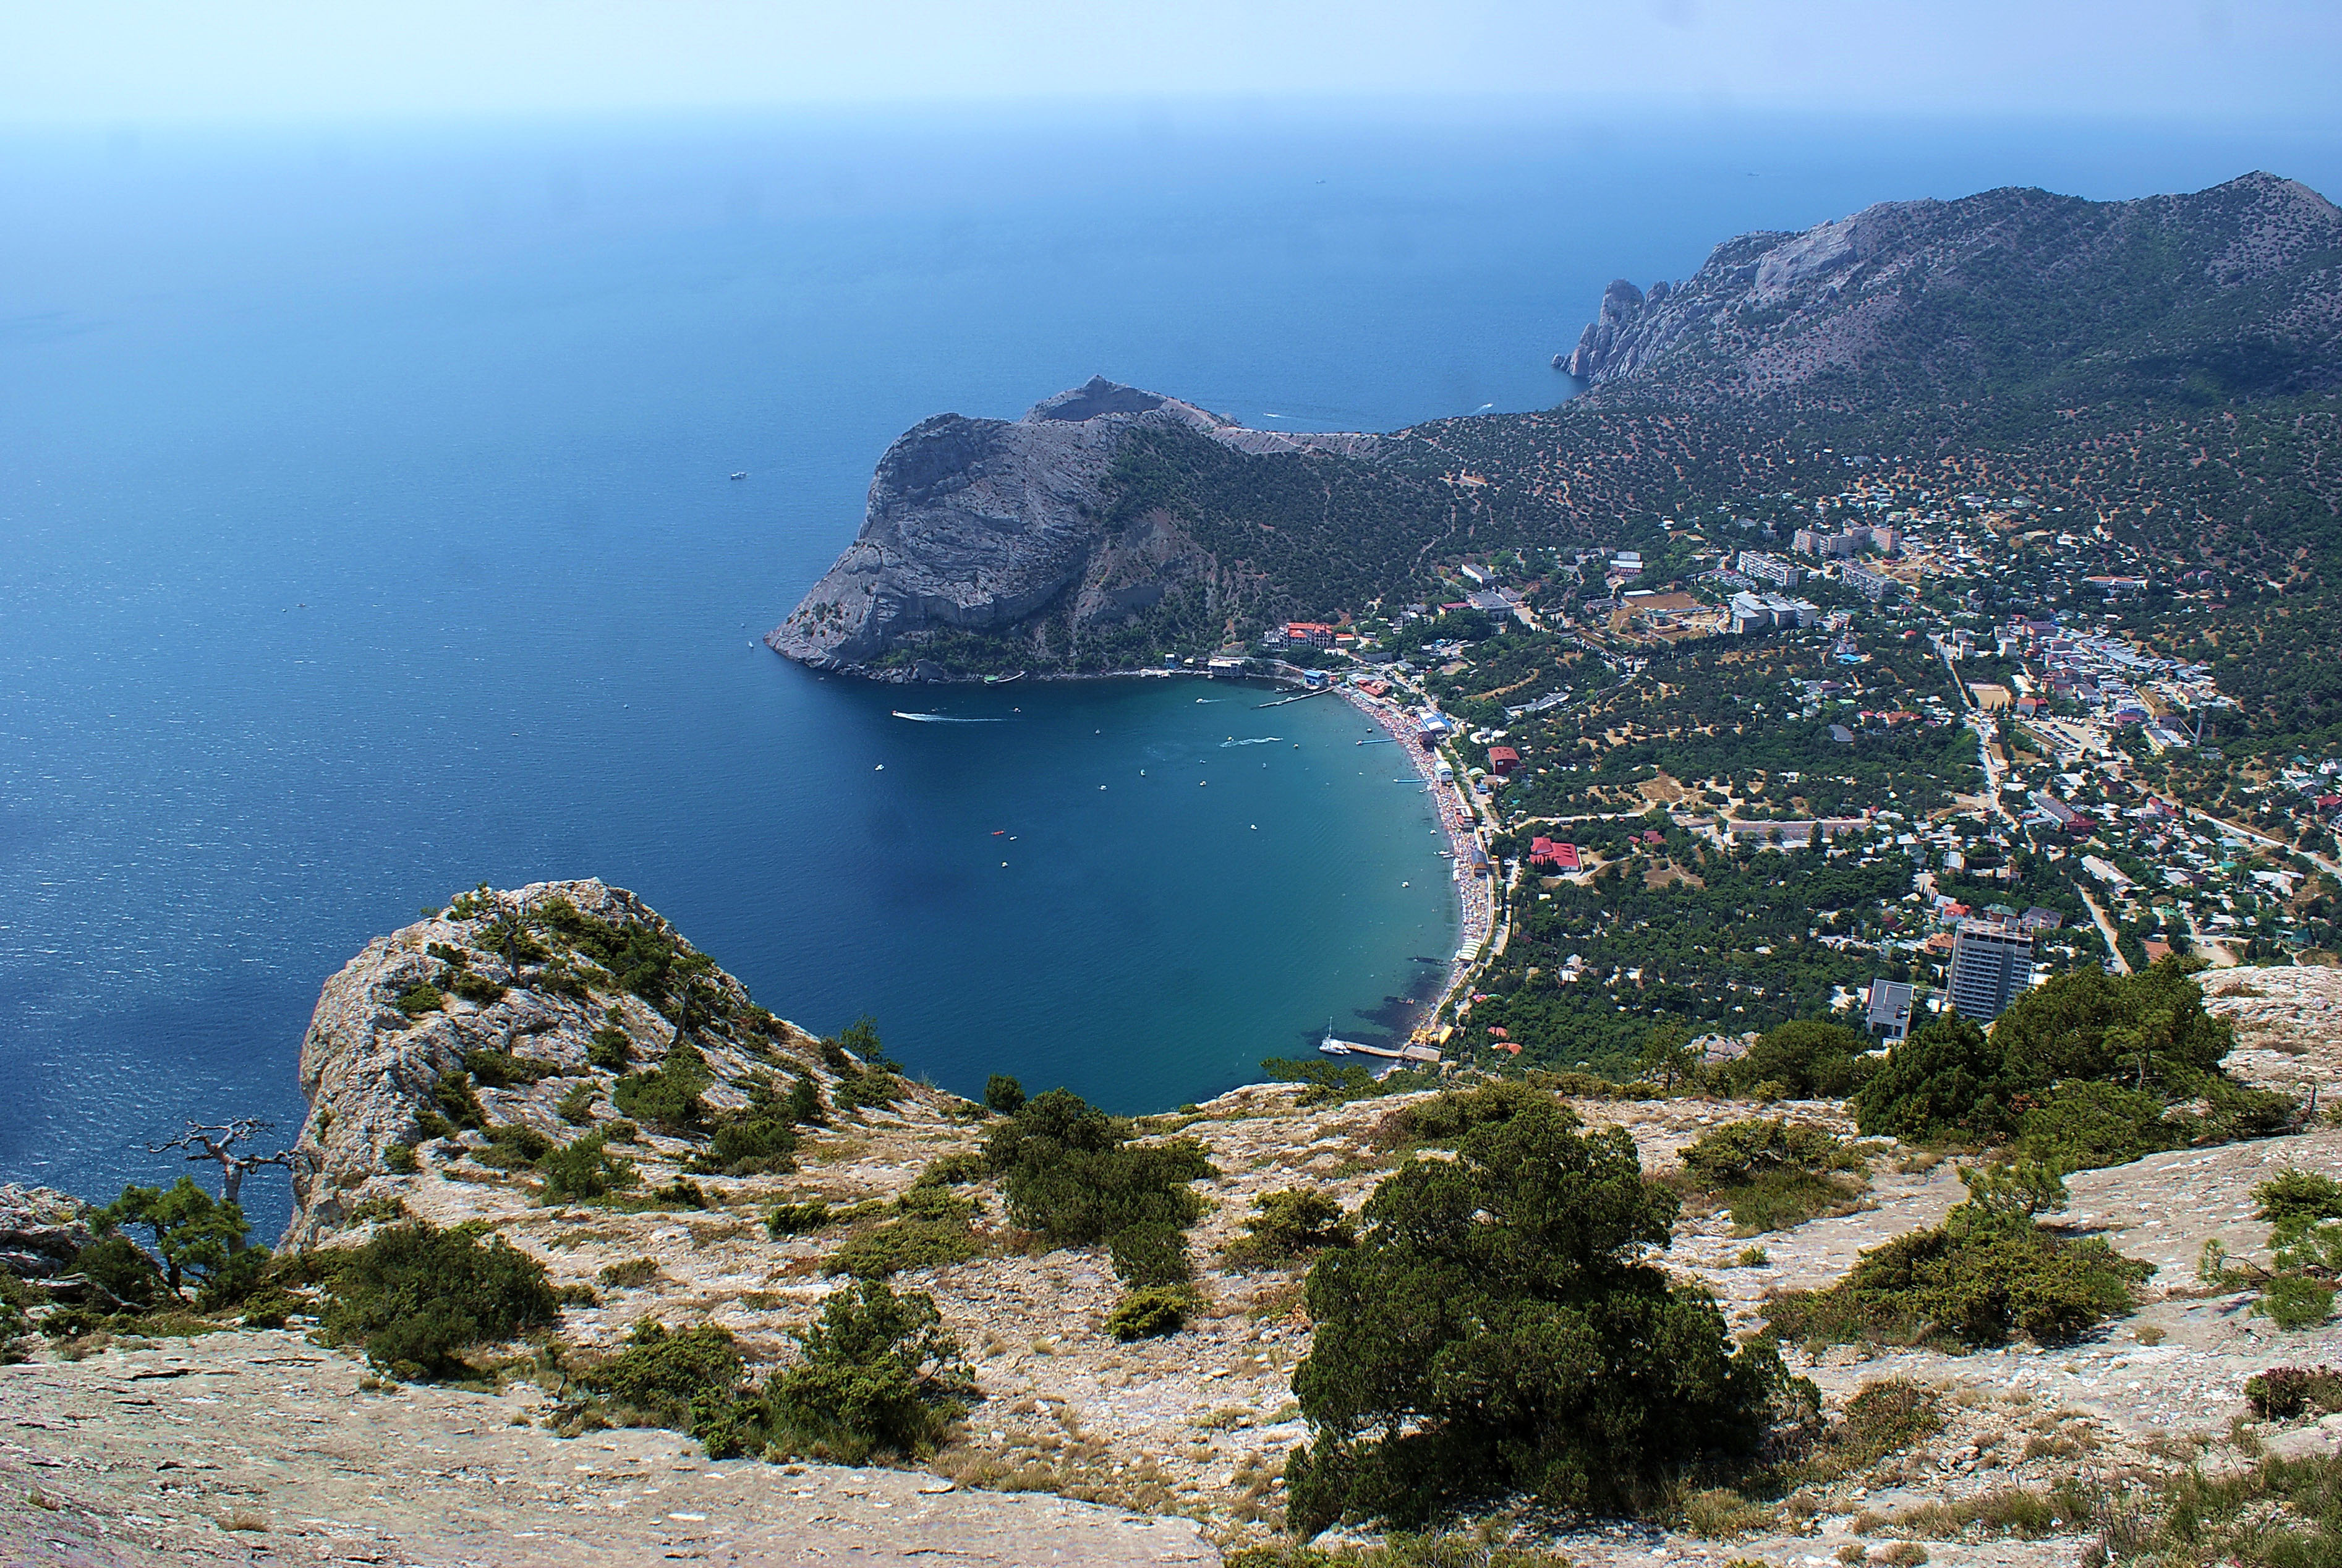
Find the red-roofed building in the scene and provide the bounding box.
[1641,829,1664,846]
[1284,621,1336,648]
[1529,836,1581,871]
[1486,745,1521,775]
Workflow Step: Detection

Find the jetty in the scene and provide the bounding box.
[1318,1026,1443,1065]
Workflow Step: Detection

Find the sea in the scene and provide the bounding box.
[5,103,2338,1237]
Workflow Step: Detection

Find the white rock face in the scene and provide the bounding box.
[283,878,805,1249]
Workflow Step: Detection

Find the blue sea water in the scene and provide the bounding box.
[4,104,2338,1237]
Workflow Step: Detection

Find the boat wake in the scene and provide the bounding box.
[890,712,1004,723]
[1219,736,1283,748]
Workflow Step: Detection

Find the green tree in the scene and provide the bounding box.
[1721,1018,1873,1099]
[769,1278,973,1462]
[101,1177,251,1296]
[984,1075,1027,1115]
[319,1221,561,1379]
[1286,1099,1787,1529]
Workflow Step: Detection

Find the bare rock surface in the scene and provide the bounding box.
[2204,963,2342,1096]
[0,1332,1219,1565]
[0,1183,97,1279]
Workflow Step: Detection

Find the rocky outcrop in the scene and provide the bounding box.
[1558,171,2342,401]
[0,1183,96,1279]
[284,878,828,1248]
[769,375,1380,677]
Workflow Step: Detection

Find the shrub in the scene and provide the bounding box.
[394,983,445,1018]
[538,1131,637,1201]
[462,1049,556,1089]
[983,1088,1214,1246]
[825,1221,979,1280]
[697,1112,798,1175]
[2015,1080,2176,1170]
[598,1257,663,1289]
[473,1122,555,1170]
[2245,1366,2342,1420]
[1720,1019,1873,1100]
[833,1068,905,1113]
[985,1075,1027,1115]
[1107,1222,1193,1287]
[382,1143,419,1175]
[612,1041,712,1129]
[785,1076,828,1127]
[448,971,508,1005]
[767,1201,834,1237]
[73,1234,164,1310]
[1224,1189,1356,1269]
[1763,1211,2153,1350]
[1753,1379,1945,1494]
[1853,965,2236,1143]
[318,1221,560,1379]
[1677,1119,1867,1234]
[1285,1099,1789,1531]
[556,1083,598,1126]
[2257,1170,2342,1227]
[581,1320,765,1458]
[2262,1272,2338,1330]
[895,1186,977,1224]
[432,1072,490,1133]
[914,1152,987,1188]
[768,1278,974,1462]
[1107,1285,1196,1340]
[587,1026,633,1071]
[1370,1079,1554,1150]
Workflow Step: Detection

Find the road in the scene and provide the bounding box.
[2181,804,2341,880]
[2078,885,2134,975]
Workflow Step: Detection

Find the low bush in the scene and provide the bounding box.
[1718,1019,1873,1100]
[2257,1170,2342,1227]
[895,1185,977,1224]
[463,1048,558,1089]
[1764,1210,2153,1350]
[767,1201,834,1237]
[2014,1080,2177,1170]
[318,1221,561,1379]
[597,1257,662,1289]
[580,1320,765,1458]
[1368,1079,1554,1151]
[984,1088,1214,1246]
[537,1131,636,1201]
[74,1234,166,1309]
[2202,1189,2342,1329]
[472,1122,555,1170]
[587,1026,632,1070]
[1107,1222,1193,1287]
[1675,1118,1868,1235]
[556,1082,598,1126]
[1106,1284,1198,1340]
[394,983,445,1018]
[381,1143,420,1175]
[825,1221,979,1280]
[1223,1189,1356,1270]
[432,1072,490,1133]
[1260,1056,1442,1107]
[1750,1378,1945,1494]
[914,1152,987,1188]
[985,1075,1026,1115]
[697,1111,798,1176]
[448,971,508,1005]
[767,1278,974,1462]
[2246,1365,2342,1420]
[611,1041,712,1130]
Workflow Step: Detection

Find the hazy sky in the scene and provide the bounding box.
[3,0,2336,127]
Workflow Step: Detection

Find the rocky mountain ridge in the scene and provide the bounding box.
[1559,171,2342,404]
[769,376,1381,679]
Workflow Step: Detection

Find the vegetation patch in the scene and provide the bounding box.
[1674,1117,1870,1234]
[1764,1174,2153,1350]
[318,1221,560,1379]
[1285,1097,1790,1530]
[611,1041,713,1130]
[766,1278,976,1463]
[1223,1189,1357,1270]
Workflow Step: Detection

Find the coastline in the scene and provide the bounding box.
[1331,680,1496,1041]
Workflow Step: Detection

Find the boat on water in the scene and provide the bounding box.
[983,671,1026,685]
[729,471,748,480]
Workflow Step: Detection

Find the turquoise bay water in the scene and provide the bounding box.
[4,106,2338,1234]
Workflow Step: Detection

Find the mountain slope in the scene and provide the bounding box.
[1562,171,2342,406]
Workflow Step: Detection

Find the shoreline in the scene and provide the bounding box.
[1331,681,1495,1044]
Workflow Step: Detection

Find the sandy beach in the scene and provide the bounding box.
[1335,682,1496,1029]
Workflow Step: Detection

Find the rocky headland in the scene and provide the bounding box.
[769,376,1381,680]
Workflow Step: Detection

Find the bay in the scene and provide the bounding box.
[3,104,2336,1236]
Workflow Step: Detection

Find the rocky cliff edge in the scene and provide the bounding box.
[767,376,1380,678]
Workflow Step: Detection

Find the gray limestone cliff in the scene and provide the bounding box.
[1558,171,2342,403]
[768,375,1380,677]
[283,878,828,1249]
